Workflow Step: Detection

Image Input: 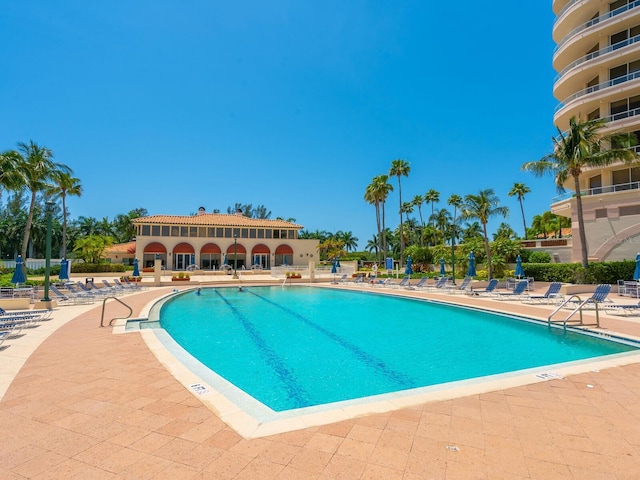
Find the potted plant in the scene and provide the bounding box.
[172,272,191,281]
[286,271,302,279]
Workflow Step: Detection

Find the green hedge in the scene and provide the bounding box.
[70,263,127,273]
[522,260,636,284]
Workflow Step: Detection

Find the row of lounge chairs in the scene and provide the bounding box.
[0,307,52,349]
[49,279,144,305]
[333,274,640,315]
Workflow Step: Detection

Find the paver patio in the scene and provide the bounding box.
[1,283,640,479]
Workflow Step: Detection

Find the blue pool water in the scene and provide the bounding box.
[159,286,637,411]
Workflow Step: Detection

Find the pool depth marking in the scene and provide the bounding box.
[213,289,309,405]
[247,289,415,389]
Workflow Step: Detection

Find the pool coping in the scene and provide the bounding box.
[124,285,640,439]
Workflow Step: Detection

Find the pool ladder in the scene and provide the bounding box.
[547,295,601,330]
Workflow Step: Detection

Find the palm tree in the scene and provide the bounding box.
[411,194,425,245]
[507,183,531,239]
[14,141,71,264]
[0,150,23,194]
[47,171,82,258]
[389,159,410,265]
[462,189,509,280]
[365,235,379,255]
[523,116,638,268]
[432,208,452,244]
[425,189,440,246]
[365,175,393,262]
[338,231,358,252]
[447,194,463,244]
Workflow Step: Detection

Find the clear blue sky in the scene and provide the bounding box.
[1,1,558,249]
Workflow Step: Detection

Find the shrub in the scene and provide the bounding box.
[70,263,126,273]
[528,251,551,263]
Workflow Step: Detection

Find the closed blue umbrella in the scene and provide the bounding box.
[515,255,525,278]
[132,258,140,277]
[331,259,337,274]
[254,255,260,266]
[190,253,195,267]
[405,256,413,275]
[223,254,228,266]
[59,258,69,280]
[11,255,26,285]
[336,256,340,268]
[467,252,477,278]
[634,253,640,281]
[439,258,446,276]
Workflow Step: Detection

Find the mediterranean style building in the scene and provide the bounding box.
[131,207,319,271]
[552,0,640,261]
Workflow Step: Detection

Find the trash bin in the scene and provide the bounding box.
[85,277,94,285]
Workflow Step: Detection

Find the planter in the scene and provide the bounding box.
[120,276,141,282]
[286,275,302,279]
[172,277,191,281]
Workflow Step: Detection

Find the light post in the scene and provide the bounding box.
[43,200,55,302]
[232,235,238,279]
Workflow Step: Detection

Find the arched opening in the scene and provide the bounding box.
[251,244,271,269]
[275,244,293,266]
[200,243,222,270]
[226,243,247,269]
[143,242,167,269]
[173,243,195,270]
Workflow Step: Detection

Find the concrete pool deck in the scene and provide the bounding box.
[2,280,640,478]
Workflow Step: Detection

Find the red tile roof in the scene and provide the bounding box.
[106,241,136,254]
[132,213,303,229]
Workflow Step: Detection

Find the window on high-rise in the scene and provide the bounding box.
[610,0,629,12]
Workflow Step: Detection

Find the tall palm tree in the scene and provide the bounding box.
[462,189,509,280]
[365,175,393,262]
[14,141,71,264]
[507,182,531,239]
[447,194,463,245]
[432,208,452,244]
[411,194,425,245]
[523,116,638,268]
[389,159,410,265]
[47,171,82,258]
[425,189,440,246]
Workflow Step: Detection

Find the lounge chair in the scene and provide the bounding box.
[51,285,94,304]
[389,275,412,289]
[491,280,529,300]
[521,282,564,304]
[351,274,365,284]
[372,278,391,287]
[445,277,473,295]
[563,284,613,309]
[413,277,428,289]
[604,299,640,316]
[331,274,347,285]
[469,279,499,296]
[0,307,52,322]
[425,277,449,291]
[113,278,137,290]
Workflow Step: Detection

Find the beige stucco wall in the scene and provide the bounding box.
[135,238,319,269]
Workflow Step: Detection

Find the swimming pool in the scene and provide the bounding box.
[156,286,638,414]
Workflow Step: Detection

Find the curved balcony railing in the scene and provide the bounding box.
[552,178,640,202]
[555,34,640,81]
[555,0,640,53]
[554,0,587,29]
[603,106,640,122]
[555,69,640,113]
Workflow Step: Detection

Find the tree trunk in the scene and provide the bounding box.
[574,175,589,268]
[519,198,527,239]
[20,191,37,273]
[398,178,404,267]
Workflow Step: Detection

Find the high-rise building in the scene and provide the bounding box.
[552,0,640,261]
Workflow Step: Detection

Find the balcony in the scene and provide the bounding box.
[555,69,640,113]
[555,0,640,53]
[551,178,640,202]
[555,34,640,82]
